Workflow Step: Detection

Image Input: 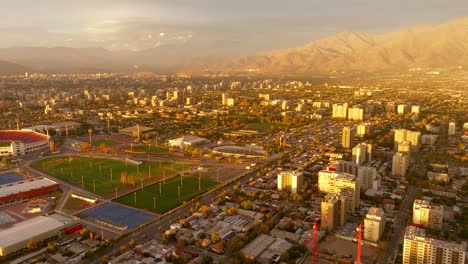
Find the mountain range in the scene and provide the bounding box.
[0,16,467,75]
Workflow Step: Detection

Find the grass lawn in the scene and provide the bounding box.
[31,156,191,197]
[116,174,217,214]
[90,139,119,147]
[63,196,93,211]
[131,145,168,153]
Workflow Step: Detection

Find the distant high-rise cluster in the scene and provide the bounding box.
[394,129,421,152]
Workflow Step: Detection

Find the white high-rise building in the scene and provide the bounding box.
[394,129,421,152]
[413,199,444,230]
[332,103,348,119]
[448,122,456,136]
[397,104,406,114]
[348,107,364,121]
[352,143,372,165]
[277,171,303,194]
[318,171,359,214]
[403,226,466,264]
[392,152,409,177]
[364,207,386,242]
[222,93,229,105]
[411,105,420,114]
[342,126,355,149]
[321,193,346,232]
[357,166,377,190]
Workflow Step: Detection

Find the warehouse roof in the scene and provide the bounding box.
[0,177,58,198]
[0,214,74,248]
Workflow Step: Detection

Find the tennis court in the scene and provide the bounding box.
[81,202,156,229]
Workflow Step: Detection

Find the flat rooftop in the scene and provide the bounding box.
[0,214,74,248]
[0,177,58,198]
[405,226,466,252]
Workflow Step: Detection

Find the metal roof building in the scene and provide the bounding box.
[0,177,60,207]
[0,214,77,256]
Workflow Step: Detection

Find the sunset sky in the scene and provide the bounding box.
[1,0,467,54]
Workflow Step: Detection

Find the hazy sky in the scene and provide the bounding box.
[1,0,468,55]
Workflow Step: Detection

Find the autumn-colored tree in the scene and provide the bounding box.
[120,171,128,184]
[198,205,211,215]
[99,143,107,153]
[210,232,220,244]
[81,142,91,152]
[26,239,37,250]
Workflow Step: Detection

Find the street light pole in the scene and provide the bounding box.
[88,128,93,144]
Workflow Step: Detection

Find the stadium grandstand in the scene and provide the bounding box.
[0,177,59,207]
[0,130,49,156]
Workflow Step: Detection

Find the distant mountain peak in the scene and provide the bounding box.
[214,16,468,74]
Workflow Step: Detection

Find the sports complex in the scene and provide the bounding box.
[31,155,219,224]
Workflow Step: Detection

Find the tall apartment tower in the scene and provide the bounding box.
[413,199,444,230]
[342,126,356,149]
[411,105,420,114]
[221,93,229,105]
[321,193,347,232]
[394,129,421,152]
[332,103,348,119]
[352,143,372,165]
[348,107,364,121]
[357,166,378,190]
[277,171,303,194]
[392,152,409,177]
[448,122,456,136]
[364,207,386,242]
[403,226,466,264]
[318,171,360,214]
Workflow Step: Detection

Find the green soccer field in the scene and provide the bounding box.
[90,139,119,147]
[31,156,192,197]
[115,174,217,214]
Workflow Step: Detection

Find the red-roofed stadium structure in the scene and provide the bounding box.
[0,130,50,156]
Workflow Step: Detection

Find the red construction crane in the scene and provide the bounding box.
[356,224,364,264]
[312,219,321,264]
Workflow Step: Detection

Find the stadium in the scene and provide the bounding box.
[0,130,50,156]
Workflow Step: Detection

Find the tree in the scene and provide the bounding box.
[211,232,221,244]
[129,238,137,246]
[120,171,128,184]
[102,254,109,263]
[199,205,211,215]
[80,227,90,238]
[227,207,238,216]
[200,256,214,264]
[81,142,91,152]
[233,183,241,193]
[26,239,37,250]
[240,200,253,210]
[227,236,244,254]
[47,242,58,252]
[0,157,10,167]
